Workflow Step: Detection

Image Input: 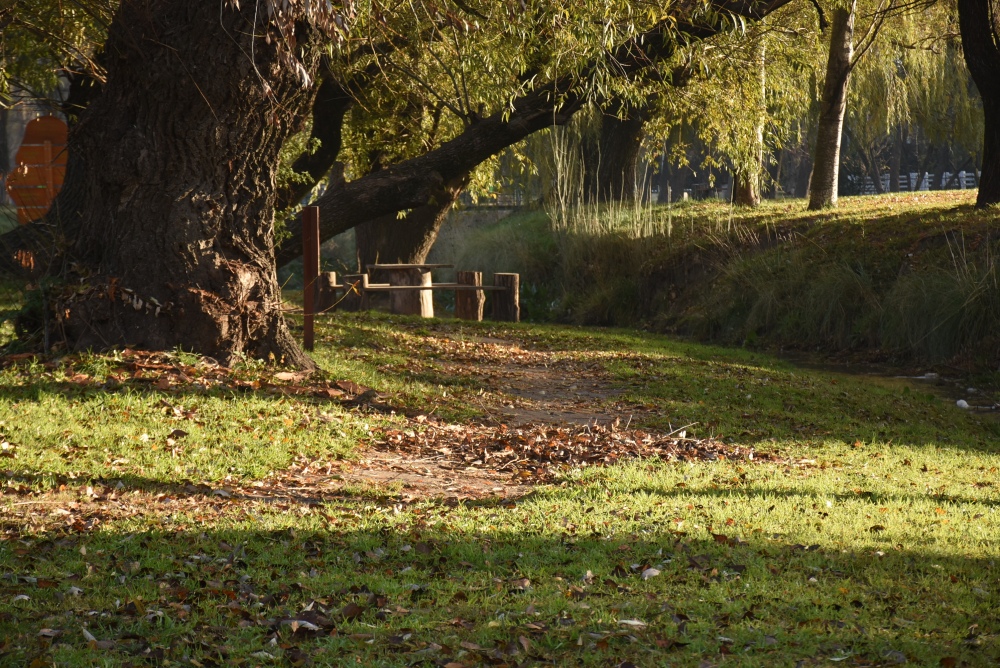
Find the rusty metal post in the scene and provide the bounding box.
[302,206,320,351]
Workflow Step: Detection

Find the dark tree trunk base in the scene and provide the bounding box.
[957,0,1000,207]
[734,173,761,207]
[582,101,649,203]
[50,275,313,368]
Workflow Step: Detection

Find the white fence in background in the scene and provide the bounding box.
[857,170,979,195]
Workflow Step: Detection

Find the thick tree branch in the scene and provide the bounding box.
[274,0,793,266]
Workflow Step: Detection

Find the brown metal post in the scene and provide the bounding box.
[302,206,320,351]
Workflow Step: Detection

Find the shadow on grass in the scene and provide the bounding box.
[1,520,996,667]
[1,470,532,509]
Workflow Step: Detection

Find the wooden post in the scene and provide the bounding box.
[493,273,520,322]
[302,206,320,351]
[455,271,484,321]
[341,273,369,311]
[386,268,434,317]
[317,272,338,312]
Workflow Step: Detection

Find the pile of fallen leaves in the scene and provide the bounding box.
[375,422,774,481]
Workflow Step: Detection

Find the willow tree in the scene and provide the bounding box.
[4,0,793,365]
[904,38,983,185]
[840,12,979,195]
[272,0,796,266]
[807,0,938,209]
[646,8,813,208]
[0,1,112,98]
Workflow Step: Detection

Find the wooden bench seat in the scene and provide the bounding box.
[314,270,518,321]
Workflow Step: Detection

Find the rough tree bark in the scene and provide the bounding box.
[44,0,327,367]
[808,1,855,210]
[947,0,996,207]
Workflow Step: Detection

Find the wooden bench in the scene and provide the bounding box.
[298,206,518,352]
[314,269,519,322]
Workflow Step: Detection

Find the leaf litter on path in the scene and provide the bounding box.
[373,419,774,482]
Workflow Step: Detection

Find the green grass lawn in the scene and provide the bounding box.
[2,312,999,666]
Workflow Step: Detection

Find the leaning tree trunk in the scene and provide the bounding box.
[354,174,470,268]
[46,0,327,367]
[957,0,1000,206]
[808,2,855,210]
[581,100,650,203]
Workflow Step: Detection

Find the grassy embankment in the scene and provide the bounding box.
[1,303,998,666]
[448,191,1000,369]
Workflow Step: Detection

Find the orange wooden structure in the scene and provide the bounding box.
[6,116,68,224]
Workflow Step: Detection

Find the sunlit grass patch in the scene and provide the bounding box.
[2,312,999,665]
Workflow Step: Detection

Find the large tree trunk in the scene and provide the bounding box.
[45,0,326,367]
[808,2,855,210]
[734,172,761,206]
[946,29,987,192]
[581,101,649,203]
[355,174,469,268]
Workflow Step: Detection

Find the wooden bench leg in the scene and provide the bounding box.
[341,273,368,312]
[316,272,339,312]
[455,271,484,321]
[493,273,519,322]
[387,269,434,317]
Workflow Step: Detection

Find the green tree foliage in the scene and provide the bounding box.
[0,0,114,102]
